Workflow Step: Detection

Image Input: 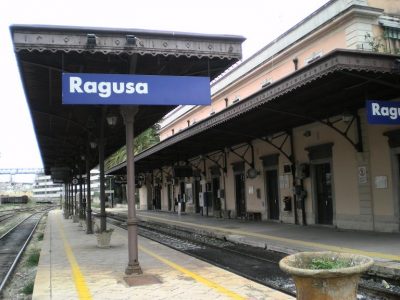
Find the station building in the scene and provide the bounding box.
[107,0,400,232]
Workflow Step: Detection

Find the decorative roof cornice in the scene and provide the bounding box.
[11,25,244,59]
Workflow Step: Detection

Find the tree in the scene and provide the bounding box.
[105,124,160,171]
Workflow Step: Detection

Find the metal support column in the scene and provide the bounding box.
[99,108,107,233]
[121,106,142,275]
[74,183,77,216]
[86,145,93,234]
[69,183,73,216]
[79,173,83,219]
[64,184,68,218]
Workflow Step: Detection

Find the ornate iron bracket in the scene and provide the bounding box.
[229,142,254,169]
[258,131,293,163]
[159,167,172,179]
[321,113,363,152]
[186,159,205,177]
[204,150,227,173]
[259,106,363,153]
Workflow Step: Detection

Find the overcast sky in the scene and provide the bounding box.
[0,0,330,172]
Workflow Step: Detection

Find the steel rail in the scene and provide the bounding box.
[0,209,49,294]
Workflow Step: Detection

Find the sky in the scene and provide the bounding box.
[0,0,330,172]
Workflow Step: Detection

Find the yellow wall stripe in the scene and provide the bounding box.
[57,218,93,300]
[138,213,400,261]
[139,245,246,300]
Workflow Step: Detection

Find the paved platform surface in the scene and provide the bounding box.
[33,210,294,300]
[108,208,400,279]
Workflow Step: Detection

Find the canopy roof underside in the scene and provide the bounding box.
[10,24,245,175]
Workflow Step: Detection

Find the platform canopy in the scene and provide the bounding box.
[10,25,245,175]
[106,50,400,175]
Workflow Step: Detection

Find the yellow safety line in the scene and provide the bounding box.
[56,217,92,300]
[138,245,246,300]
[138,213,400,261]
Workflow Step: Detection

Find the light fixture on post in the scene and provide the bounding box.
[80,154,85,161]
[90,141,97,149]
[106,115,118,127]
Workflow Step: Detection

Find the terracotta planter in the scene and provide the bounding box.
[95,229,113,248]
[279,251,373,300]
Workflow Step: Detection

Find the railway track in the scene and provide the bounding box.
[0,208,32,223]
[0,211,46,293]
[104,213,400,300]
[0,212,15,223]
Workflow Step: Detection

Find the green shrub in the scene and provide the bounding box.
[309,258,351,270]
[21,281,34,295]
[26,249,40,267]
[37,233,44,241]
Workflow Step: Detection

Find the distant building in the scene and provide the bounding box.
[33,170,101,202]
[32,174,63,201]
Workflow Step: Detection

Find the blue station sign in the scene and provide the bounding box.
[367,100,400,125]
[62,73,211,105]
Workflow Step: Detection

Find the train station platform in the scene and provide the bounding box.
[33,210,293,300]
[108,208,400,279]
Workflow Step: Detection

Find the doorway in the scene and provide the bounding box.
[265,169,279,220]
[154,186,161,210]
[179,181,186,212]
[314,162,333,225]
[235,173,246,217]
[194,179,201,213]
[212,177,221,211]
[167,184,172,211]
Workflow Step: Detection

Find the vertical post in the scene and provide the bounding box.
[86,145,93,234]
[83,177,86,218]
[74,183,78,216]
[64,184,68,218]
[99,108,107,232]
[69,183,73,216]
[79,172,83,219]
[121,106,142,275]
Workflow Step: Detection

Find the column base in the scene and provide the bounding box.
[125,262,143,275]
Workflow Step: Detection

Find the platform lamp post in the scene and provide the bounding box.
[120,105,143,275]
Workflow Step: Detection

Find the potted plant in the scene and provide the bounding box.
[279,251,373,300]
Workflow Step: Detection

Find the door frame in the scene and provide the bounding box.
[263,166,280,221]
[234,172,246,218]
[310,158,336,226]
